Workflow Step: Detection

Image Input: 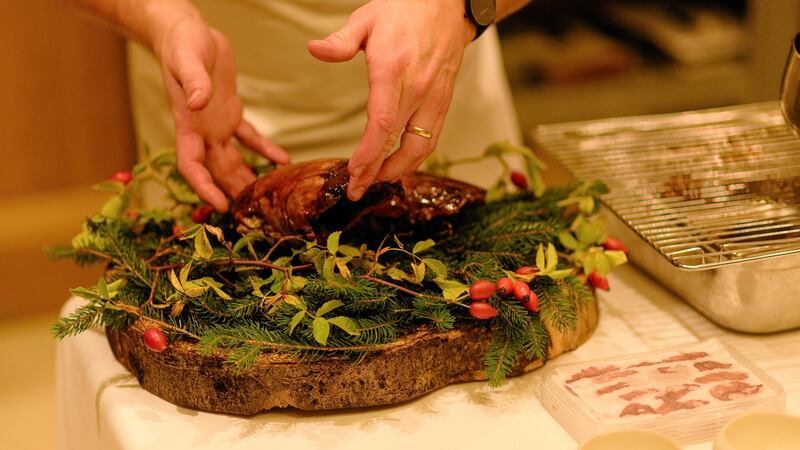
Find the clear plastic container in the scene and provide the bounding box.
[539,339,785,445]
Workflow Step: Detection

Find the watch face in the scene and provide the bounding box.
[469,0,496,26]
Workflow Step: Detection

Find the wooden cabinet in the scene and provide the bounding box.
[0,0,136,317]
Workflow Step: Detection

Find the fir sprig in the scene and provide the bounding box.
[52,144,625,387]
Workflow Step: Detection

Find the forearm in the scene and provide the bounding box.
[497,0,534,21]
[66,0,202,56]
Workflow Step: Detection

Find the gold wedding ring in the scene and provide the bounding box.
[406,125,433,139]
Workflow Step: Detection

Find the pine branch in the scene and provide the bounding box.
[484,327,521,388]
[51,302,105,339]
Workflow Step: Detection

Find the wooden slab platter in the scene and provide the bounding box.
[106,296,597,415]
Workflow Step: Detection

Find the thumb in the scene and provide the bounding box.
[169,50,213,111]
[308,21,368,63]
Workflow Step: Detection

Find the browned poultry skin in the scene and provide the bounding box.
[232,158,485,239]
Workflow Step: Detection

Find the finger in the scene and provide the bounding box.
[377,87,453,182]
[308,19,369,63]
[235,119,290,164]
[205,141,257,199]
[346,71,406,200]
[169,49,213,111]
[175,132,229,212]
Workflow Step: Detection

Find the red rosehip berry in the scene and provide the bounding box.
[515,266,538,276]
[172,225,187,238]
[469,302,498,320]
[143,327,167,352]
[496,278,514,296]
[125,210,140,221]
[520,291,540,313]
[191,205,214,224]
[510,171,528,190]
[603,237,629,254]
[109,170,133,186]
[469,280,496,301]
[512,280,531,302]
[588,272,610,291]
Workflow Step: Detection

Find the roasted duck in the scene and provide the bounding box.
[232,159,485,239]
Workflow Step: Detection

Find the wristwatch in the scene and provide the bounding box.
[464,0,496,40]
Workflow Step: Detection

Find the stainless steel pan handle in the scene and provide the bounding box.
[780,32,800,134]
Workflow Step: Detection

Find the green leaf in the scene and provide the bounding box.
[97,278,109,299]
[287,275,307,292]
[548,268,573,280]
[559,231,579,250]
[106,279,125,298]
[328,316,360,336]
[326,231,341,255]
[283,295,306,310]
[169,269,185,293]
[531,169,545,198]
[322,255,336,280]
[387,267,407,281]
[316,300,343,317]
[605,250,628,267]
[304,247,326,273]
[593,251,610,276]
[411,262,426,284]
[69,287,102,303]
[337,245,362,258]
[193,229,213,260]
[576,220,605,246]
[579,196,595,215]
[179,262,192,287]
[204,224,226,245]
[535,244,546,270]
[99,193,128,218]
[392,235,404,249]
[412,239,435,255]
[335,259,352,279]
[546,243,558,271]
[288,310,305,335]
[435,278,468,300]
[582,253,595,275]
[198,277,231,300]
[232,235,251,256]
[182,280,208,298]
[422,258,448,279]
[312,317,330,345]
[179,224,202,239]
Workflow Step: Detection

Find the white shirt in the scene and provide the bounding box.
[127,0,520,182]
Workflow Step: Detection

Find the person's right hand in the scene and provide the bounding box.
[156,19,290,212]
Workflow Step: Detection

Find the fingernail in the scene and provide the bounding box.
[188,89,202,105]
[350,165,366,178]
[349,184,366,200]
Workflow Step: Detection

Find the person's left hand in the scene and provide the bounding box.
[308,0,475,200]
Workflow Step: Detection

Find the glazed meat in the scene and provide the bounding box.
[232,159,485,239]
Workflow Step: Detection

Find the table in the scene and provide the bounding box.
[56,265,800,450]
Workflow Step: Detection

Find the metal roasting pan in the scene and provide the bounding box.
[530,102,800,333]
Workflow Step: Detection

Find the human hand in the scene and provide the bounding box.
[157,19,290,212]
[308,0,474,200]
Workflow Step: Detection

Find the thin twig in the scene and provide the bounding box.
[358,275,422,297]
[110,300,200,340]
[262,235,303,261]
[146,270,161,306]
[75,248,115,261]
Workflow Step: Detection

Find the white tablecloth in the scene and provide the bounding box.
[56,265,800,450]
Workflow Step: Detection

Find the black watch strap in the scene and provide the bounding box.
[464,0,496,40]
